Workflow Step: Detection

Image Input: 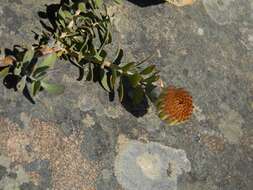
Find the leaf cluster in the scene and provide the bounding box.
[0,0,160,105]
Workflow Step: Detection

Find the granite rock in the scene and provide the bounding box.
[0,0,253,189]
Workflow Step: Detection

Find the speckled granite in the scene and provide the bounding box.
[0,0,253,190]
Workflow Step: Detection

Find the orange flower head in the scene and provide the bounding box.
[156,86,193,125]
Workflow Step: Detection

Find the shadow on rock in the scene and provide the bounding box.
[120,77,149,117]
[127,0,165,7]
[2,46,36,104]
[38,2,62,34]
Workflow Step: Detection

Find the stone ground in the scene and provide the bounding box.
[0,0,253,190]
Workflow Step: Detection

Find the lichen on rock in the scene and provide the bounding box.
[203,0,244,25]
[218,104,244,144]
[114,138,191,190]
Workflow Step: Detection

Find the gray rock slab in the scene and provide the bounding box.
[0,0,253,190]
[114,140,191,190]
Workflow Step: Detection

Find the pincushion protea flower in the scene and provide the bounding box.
[156,86,193,125]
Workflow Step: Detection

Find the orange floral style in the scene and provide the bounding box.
[156,86,193,125]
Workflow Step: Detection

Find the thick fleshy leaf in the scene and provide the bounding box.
[63,10,73,19]
[0,67,9,78]
[38,53,57,69]
[143,74,160,84]
[100,70,111,92]
[100,50,107,61]
[114,0,122,4]
[41,81,65,95]
[122,62,135,72]
[98,26,111,53]
[33,66,50,78]
[118,79,124,102]
[58,8,66,20]
[136,53,155,66]
[86,63,93,81]
[14,66,22,75]
[140,65,156,75]
[129,73,142,87]
[95,0,103,7]
[23,49,35,64]
[78,2,86,12]
[17,76,26,92]
[58,18,66,28]
[110,68,117,89]
[93,53,103,63]
[31,81,41,96]
[118,82,124,102]
[35,72,48,81]
[113,49,123,65]
[77,67,85,81]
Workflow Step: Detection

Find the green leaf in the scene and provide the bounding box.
[110,68,117,90]
[77,67,85,81]
[140,65,156,75]
[58,7,66,20]
[78,2,86,12]
[23,49,34,64]
[17,76,26,92]
[86,63,93,81]
[63,10,73,19]
[0,67,9,78]
[33,66,50,78]
[92,53,103,63]
[114,0,122,4]
[136,53,156,66]
[31,81,41,96]
[122,62,135,72]
[118,78,124,102]
[35,72,47,81]
[99,50,107,60]
[58,18,66,28]
[79,34,89,53]
[38,53,57,69]
[95,0,103,7]
[87,42,97,57]
[100,70,111,92]
[143,74,160,84]
[129,73,142,87]
[113,48,123,65]
[41,81,65,95]
[98,25,111,53]
[14,66,22,75]
[145,84,157,102]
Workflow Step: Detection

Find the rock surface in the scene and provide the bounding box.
[114,137,191,190]
[0,0,253,190]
